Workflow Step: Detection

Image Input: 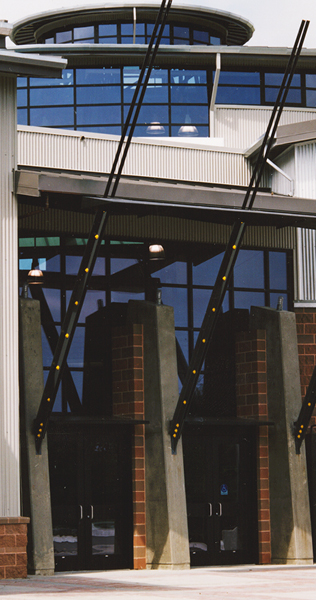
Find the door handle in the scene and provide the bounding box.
[79,505,83,520]
[218,502,222,517]
[209,503,212,516]
[91,505,94,519]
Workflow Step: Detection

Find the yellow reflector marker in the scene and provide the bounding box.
[56,365,60,370]
[65,333,69,338]
[232,245,236,249]
[222,276,226,281]
[183,400,187,404]
[176,424,179,427]
[173,434,176,438]
[47,398,50,402]
[85,268,89,273]
[37,434,41,438]
[193,370,196,374]
[202,339,206,343]
[75,301,78,305]
[212,308,216,312]
[95,234,99,239]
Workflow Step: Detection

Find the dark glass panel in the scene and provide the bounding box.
[42,288,61,322]
[306,74,316,87]
[210,35,221,45]
[76,105,121,125]
[174,38,190,45]
[193,30,209,44]
[41,254,60,272]
[69,371,83,400]
[265,87,301,104]
[76,68,121,85]
[171,85,208,104]
[306,90,316,107]
[56,30,72,43]
[30,87,74,106]
[17,109,27,125]
[175,330,189,363]
[193,288,229,328]
[73,26,94,40]
[171,104,208,124]
[76,86,121,105]
[99,24,117,37]
[216,87,260,105]
[147,22,170,40]
[67,327,85,369]
[111,290,145,303]
[66,255,105,276]
[219,72,260,85]
[193,252,225,286]
[265,72,300,86]
[269,251,287,290]
[160,287,188,327]
[174,26,189,40]
[66,289,106,322]
[234,291,265,310]
[30,107,74,127]
[17,89,27,106]
[154,261,187,284]
[234,250,264,289]
[124,104,168,124]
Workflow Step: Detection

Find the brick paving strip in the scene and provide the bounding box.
[1,566,316,600]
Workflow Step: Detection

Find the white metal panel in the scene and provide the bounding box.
[214,106,316,149]
[17,126,251,187]
[0,76,20,517]
[271,148,296,197]
[295,229,316,303]
[295,142,316,200]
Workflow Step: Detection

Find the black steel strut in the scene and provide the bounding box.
[170,20,309,454]
[294,358,316,453]
[33,0,172,453]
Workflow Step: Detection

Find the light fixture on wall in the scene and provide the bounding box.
[178,114,198,137]
[146,121,166,135]
[148,244,165,260]
[21,268,44,298]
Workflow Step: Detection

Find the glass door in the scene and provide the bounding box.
[183,424,258,566]
[48,425,133,572]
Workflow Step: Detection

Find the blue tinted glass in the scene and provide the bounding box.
[171,85,208,104]
[70,371,83,401]
[30,87,73,106]
[41,326,55,366]
[171,104,208,123]
[19,258,32,270]
[142,85,168,103]
[17,107,27,123]
[79,125,122,134]
[216,86,261,105]
[77,105,121,125]
[17,89,27,106]
[147,23,170,37]
[124,104,168,123]
[270,293,288,311]
[219,72,260,85]
[174,26,189,39]
[99,36,117,44]
[193,288,229,328]
[42,288,61,321]
[265,87,301,104]
[171,70,207,84]
[193,253,225,285]
[234,291,265,310]
[30,69,73,87]
[269,251,287,290]
[74,26,94,40]
[67,327,85,368]
[56,30,72,43]
[45,37,54,44]
[42,254,60,272]
[174,38,190,45]
[265,73,300,86]
[306,90,316,107]
[193,30,209,43]
[77,86,121,104]
[121,36,134,44]
[99,24,117,37]
[121,23,133,35]
[154,261,187,284]
[175,331,189,363]
[66,289,106,322]
[306,74,316,87]
[30,107,74,127]
[76,68,120,85]
[234,250,264,289]
[210,36,221,45]
[111,290,145,302]
[161,287,188,327]
[111,257,137,274]
[17,77,27,88]
[66,255,105,276]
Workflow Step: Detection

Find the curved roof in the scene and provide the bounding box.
[11,2,254,47]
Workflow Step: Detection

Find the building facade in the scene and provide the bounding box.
[2,1,316,577]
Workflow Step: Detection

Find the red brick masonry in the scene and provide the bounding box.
[235,329,271,565]
[112,324,146,570]
[0,517,30,579]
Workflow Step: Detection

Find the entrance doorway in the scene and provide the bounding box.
[48,423,133,571]
[183,423,258,566]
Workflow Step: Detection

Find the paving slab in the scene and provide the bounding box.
[1,565,316,600]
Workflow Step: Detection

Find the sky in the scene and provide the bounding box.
[1,0,316,49]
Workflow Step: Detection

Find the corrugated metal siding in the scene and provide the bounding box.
[215,106,316,149]
[0,76,20,517]
[295,228,316,302]
[295,142,316,199]
[17,126,251,187]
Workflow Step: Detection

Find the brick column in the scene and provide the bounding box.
[112,324,146,570]
[235,329,271,564]
[295,308,316,428]
[0,517,30,579]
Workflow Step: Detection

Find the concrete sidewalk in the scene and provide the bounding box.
[1,565,316,600]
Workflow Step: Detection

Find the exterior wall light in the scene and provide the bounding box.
[21,268,44,298]
[149,244,165,260]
